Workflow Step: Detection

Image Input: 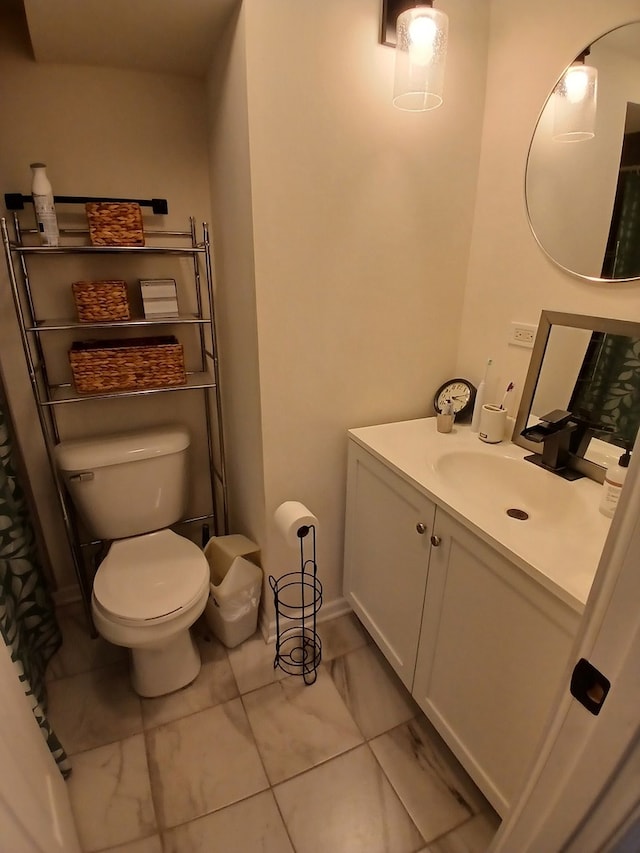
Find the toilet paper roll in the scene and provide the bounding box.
[274,501,318,547]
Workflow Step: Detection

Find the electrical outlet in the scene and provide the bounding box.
[509,322,537,348]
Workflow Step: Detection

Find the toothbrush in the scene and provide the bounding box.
[500,382,514,410]
[471,358,492,432]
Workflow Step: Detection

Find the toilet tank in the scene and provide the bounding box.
[54,425,191,540]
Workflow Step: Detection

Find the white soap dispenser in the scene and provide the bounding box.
[599,447,631,518]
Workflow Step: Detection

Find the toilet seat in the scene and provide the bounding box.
[93,529,210,626]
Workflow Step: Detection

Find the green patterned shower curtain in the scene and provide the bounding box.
[608,170,640,279]
[569,332,640,450]
[0,386,70,777]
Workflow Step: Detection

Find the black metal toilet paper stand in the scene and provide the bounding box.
[269,523,323,685]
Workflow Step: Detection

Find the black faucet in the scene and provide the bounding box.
[568,414,616,458]
[520,409,583,480]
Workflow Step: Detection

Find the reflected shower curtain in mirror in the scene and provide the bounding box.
[569,332,640,449]
[603,169,640,278]
[0,383,70,777]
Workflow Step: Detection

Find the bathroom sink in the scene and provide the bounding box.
[433,450,583,522]
[348,418,611,610]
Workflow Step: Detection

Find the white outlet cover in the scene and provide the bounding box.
[509,322,537,348]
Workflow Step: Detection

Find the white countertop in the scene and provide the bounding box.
[348,418,612,613]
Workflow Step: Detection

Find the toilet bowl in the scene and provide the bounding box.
[91,528,210,697]
[54,425,212,698]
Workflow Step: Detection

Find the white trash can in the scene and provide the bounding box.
[203,536,262,649]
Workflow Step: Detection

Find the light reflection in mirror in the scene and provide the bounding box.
[526,22,640,282]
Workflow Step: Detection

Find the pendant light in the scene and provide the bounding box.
[387,2,449,112]
[552,49,598,142]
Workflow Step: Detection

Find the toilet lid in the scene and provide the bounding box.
[93,529,210,622]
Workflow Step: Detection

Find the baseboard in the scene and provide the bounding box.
[54,584,353,646]
[52,584,83,608]
[259,595,352,644]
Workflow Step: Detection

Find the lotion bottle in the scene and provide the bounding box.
[30,163,59,247]
[599,448,631,518]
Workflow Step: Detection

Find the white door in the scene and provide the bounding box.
[492,438,640,851]
[0,641,81,853]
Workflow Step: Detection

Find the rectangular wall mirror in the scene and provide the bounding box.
[513,310,640,482]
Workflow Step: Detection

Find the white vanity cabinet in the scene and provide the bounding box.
[343,433,581,816]
[413,509,579,815]
[343,442,435,690]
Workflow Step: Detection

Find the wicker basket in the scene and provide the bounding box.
[69,336,186,394]
[72,280,130,322]
[86,202,145,246]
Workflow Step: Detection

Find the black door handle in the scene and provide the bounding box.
[570,658,611,716]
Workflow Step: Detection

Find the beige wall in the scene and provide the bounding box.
[207,6,266,549]
[207,0,490,616]
[8,0,640,622]
[457,0,640,414]
[0,8,213,591]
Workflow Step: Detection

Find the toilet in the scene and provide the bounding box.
[54,425,210,698]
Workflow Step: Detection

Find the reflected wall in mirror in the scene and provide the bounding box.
[526,22,640,281]
[513,311,640,481]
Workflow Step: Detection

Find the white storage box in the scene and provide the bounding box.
[139,278,179,319]
[203,535,262,648]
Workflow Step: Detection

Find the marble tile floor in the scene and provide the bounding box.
[47,605,501,853]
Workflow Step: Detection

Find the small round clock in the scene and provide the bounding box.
[433,378,477,422]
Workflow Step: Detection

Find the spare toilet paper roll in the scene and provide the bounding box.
[274,501,318,547]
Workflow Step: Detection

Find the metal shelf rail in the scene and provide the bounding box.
[1,203,228,631]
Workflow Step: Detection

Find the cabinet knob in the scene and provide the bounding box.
[430,535,441,547]
[416,522,427,535]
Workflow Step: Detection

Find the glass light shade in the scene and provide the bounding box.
[552,62,598,142]
[393,5,449,112]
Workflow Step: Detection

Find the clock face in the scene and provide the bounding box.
[434,379,477,420]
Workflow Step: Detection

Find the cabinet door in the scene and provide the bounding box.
[343,443,435,690]
[413,509,580,816]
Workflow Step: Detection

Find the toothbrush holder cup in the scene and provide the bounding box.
[436,413,455,434]
[479,404,507,444]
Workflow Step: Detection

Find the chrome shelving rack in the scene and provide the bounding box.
[1,206,228,631]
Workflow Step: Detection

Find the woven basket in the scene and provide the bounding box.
[69,336,186,394]
[72,280,130,322]
[86,202,145,246]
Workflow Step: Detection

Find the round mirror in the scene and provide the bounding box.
[526,22,640,282]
